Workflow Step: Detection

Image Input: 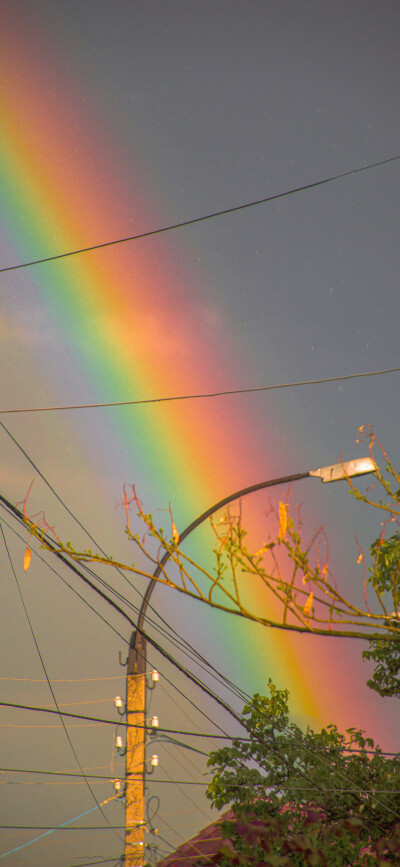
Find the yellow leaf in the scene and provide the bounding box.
[23,547,31,572]
[357,552,363,564]
[303,591,313,617]
[254,547,267,558]
[278,501,287,541]
[171,522,179,546]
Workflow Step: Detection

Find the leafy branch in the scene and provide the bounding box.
[19,431,400,642]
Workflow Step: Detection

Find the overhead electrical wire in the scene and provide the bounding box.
[1,366,399,414]
[0,420,246,724]
[0,523,123,844]
[53,860,122,867]
[0,501,236,736]
[0,825,126,829]
[0,428,252,725]
[0,768,122,780]
[0,700,235,738]
[2,316,399,835]
[0,795,118,860]
[1,487,398,822]
[1,475,399,832]
[3,477,396,791]
[2,691,397,839]
[5,416,394,782]
[0,499,249,726]
[0,514,128,646]
[156,751,211,822]
[0,510,230,740]
[2,159,398,858]
[0,152,399,274]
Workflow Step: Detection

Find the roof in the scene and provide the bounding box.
[156,810,234,866]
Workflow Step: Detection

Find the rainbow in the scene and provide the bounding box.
[0,8,395,746]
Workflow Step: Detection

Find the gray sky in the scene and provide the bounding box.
[1,2,400,864]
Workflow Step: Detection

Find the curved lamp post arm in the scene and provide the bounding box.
[123,457,374,865]
[136,471,309,635]
[135,456,375,636]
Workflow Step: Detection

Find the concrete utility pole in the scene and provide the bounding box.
[124,630,147,867]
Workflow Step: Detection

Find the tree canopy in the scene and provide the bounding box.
[205,681,400,865]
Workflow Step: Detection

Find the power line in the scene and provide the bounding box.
[58,861,121,867]
[0,493,249,728]
[0,795,118,860]
[0,523,123,844]
[0,514,129,647]
[0,826,126,830]
[0,675,126,682]
[1,152,399,274]
[1,497,398,831]
[0,768,121,780]
[0,420,242,725]
[1,366,399,414]
[0,700,233,737]
[3,701,400,819]
[0,516,231,742]
[2,486,399,824]
[0,497,239,731]
[0,504,232,744]
[59,862,122,867]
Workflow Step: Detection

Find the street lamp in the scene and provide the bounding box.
[123,456,375,866]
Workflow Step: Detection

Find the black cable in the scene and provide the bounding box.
[0,499,233,756]
[1,366,400,414]
[1,152,399,274]
[0,496,398,831]
[0,768,121,780]
[62,860,122,867]
[0,493,248,728]
[0,523,123,844]
[0,515,128,645]
[0,700,235,737]
[0,420,145,606]
[0,420,245,719]
[0,826,126,830]
[0,491,242,723]
[3,419,396,772]
[150,832,175,853]
[1,489,398,828]
[0,511,230,741]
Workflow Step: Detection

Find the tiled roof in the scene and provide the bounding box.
[156,810,234,866]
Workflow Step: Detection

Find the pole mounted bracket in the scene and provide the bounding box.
[128,629,147,677]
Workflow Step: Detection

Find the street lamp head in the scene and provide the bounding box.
[309,456,376,484]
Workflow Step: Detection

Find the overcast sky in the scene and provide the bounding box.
[1,2,400,864]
